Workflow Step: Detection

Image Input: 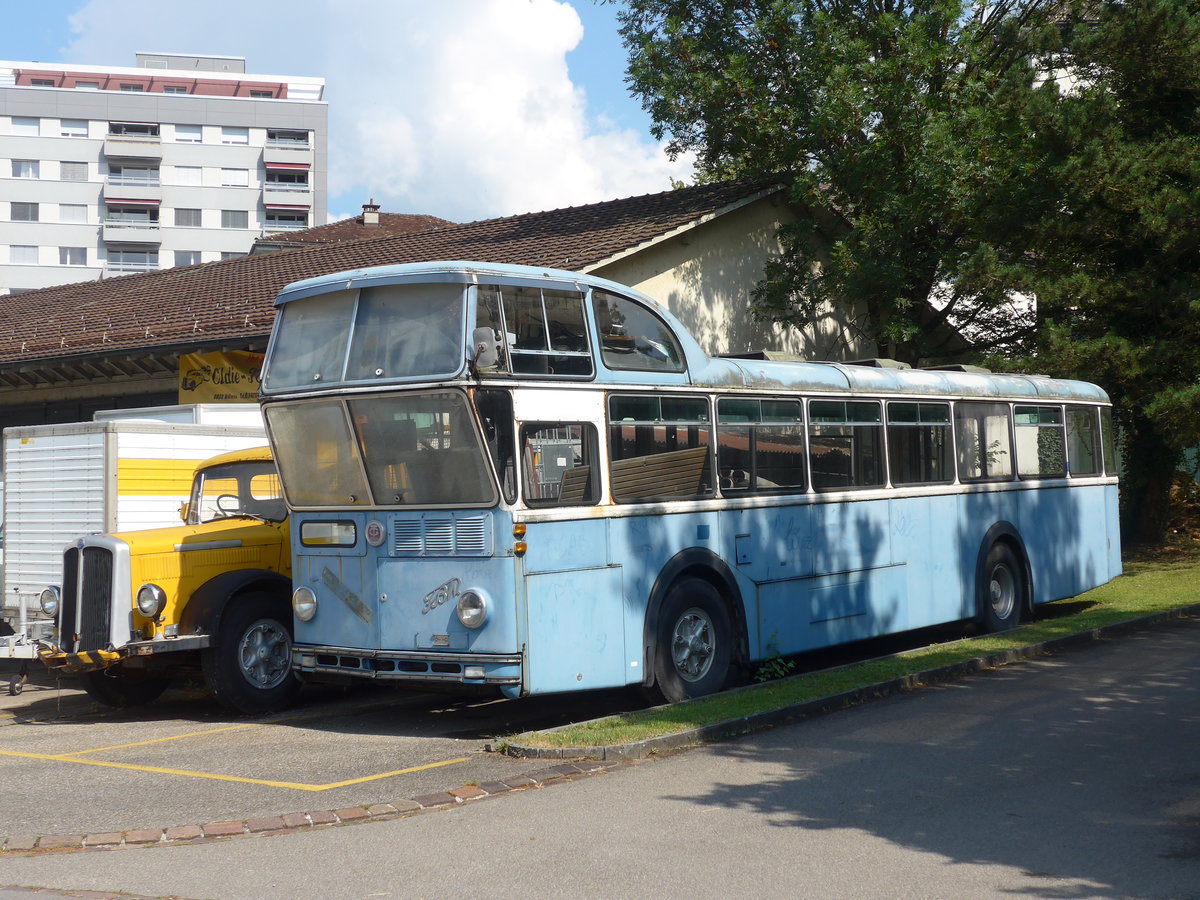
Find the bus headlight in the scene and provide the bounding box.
[293,586,318,622]
[136,584,167,618]
[39,586,60,617]
[456,589,489,629]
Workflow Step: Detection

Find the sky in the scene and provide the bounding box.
[2,0,693,224]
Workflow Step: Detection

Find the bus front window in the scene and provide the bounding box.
[265,400,371,508]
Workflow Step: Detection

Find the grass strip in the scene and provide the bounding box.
[507,547,1200,750]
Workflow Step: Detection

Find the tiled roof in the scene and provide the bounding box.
[0,179,779,368]
[255,212,455,247]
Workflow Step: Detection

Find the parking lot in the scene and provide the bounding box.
[0,672,647,838]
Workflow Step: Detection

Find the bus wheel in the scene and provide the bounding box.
[202,592,300,716]
[652,577,732,704]
[80,670,169,708]
[978,542,1024,633]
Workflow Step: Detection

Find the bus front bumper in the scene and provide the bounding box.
[291,645,523,686]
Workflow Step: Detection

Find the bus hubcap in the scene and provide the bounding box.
[671,608,715,682]
[238,620,291,689]
[989,565,1016,620]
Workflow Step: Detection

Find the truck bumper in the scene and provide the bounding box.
[39,634,212,673]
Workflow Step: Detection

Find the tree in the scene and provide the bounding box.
[1014,0,1200,546]
[618,0,1064,364]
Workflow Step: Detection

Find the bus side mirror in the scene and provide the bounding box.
[472,327,499,369]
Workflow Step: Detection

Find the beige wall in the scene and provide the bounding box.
[591,195,874,362]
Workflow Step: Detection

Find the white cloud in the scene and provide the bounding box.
[63,0,691,223]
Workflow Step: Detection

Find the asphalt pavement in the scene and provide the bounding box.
[0,615,1197,899]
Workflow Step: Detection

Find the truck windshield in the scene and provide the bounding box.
[263,282,466,391]
[265,390,497,508]
[189,460,286,524]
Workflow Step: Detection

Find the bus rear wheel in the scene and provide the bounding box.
[651,577,732,704]
[978,542,1025,633]
[202,592,300,716]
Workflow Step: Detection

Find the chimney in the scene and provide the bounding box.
[362,199,381,226]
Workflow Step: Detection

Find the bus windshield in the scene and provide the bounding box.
[264,282,466,391]
[265,390,497,508]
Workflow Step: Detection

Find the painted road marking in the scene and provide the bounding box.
[0,747,471,791]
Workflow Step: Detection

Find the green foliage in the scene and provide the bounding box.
[619,0,1063,362]
[753,633,797,682]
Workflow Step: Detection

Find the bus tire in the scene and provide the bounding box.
[80,670,169,708]
[651,577,733,704]
[202,592,300,716]
[978,542,1024,633]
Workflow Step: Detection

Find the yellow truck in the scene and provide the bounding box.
[38,446,298,715]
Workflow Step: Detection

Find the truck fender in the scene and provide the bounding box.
[177,570,292,638]
[641,548,748,688]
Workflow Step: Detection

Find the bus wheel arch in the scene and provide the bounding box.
[643,549,747,703]
[975,523,1032,632]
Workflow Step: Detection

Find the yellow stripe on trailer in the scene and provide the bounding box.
[116,457,199,496]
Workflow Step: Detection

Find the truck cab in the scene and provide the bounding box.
[38,446,298,715]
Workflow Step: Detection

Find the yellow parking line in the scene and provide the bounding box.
[69,722,261,755]
[0,747,471,791]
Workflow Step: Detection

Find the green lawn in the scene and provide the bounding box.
[504,547,1200,751]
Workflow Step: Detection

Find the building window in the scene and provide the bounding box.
[11,160,39,179]
[107,249,158,272]
[31,78,56,87]
[9,245,38,265]
[174,166,202,186]
[108,122,160,137]
[59,247,86,266]
[60,119,88,138]
[221,209,249,229]
[266,129,309,146]
[220,251,242,260]
[249,90,274,98]
[59,204,87,223]
[174,250,201,266]
[175,208,202,227]
[174,124,202,143]
[221,126,249,145]
[12,117,39,135]
[220,168,250,187]
[108,164,159,185]
[60,161,88,182]
[75,81,100,90]
[264,211,309,230]
[265,170,308,189]
[163,85,189,94]
[119,83,146,92]
[105,204,159,225]
[11,202,39,222]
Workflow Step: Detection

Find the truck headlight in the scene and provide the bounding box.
[293,586,318,622]
[456,589,489,629]
[39,586,60,617]
[136,584,168,618]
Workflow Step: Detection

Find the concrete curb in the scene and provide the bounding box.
[4,604,1196,855]
[500,603,1200,761]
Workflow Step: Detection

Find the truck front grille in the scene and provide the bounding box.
[61,545,114,653]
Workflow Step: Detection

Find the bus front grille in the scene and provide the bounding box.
[391,516,490,556]
[61,545,114,653]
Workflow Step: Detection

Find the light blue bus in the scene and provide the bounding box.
[260,262,1121,703]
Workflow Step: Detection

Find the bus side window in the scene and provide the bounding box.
[607,395,714,502]
[593,291,686,373]
[954,401,1014,482]
[520,423,599,507]
[808,399,884,491]
[1014,405,1066,479]
[717,397,805,493]
[1066,406,1102,476]
[887,402,953,485]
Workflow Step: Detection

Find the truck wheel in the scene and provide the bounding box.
[202,592,300,716]
[81,670,170,708]
[650,577,733,704]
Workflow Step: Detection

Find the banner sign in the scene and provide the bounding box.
[179,351,264,403]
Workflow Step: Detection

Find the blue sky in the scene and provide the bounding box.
[1,0,689,223]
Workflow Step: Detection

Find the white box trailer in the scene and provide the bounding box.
[0,415,266,686]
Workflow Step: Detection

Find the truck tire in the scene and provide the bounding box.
[81,670,170,708]
[202,591,300,716]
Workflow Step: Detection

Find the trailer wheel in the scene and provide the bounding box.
[202,592,300,716]
[80,670,170,708]
[650,577,733,704]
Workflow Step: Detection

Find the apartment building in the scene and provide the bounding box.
[0,53,326,294]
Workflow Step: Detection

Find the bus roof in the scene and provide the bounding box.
[272,261,1110,405]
